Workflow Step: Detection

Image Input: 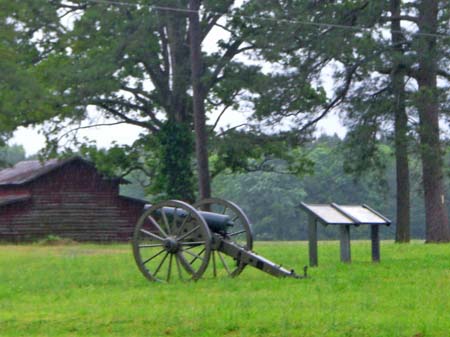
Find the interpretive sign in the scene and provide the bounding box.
[300,203,391,266]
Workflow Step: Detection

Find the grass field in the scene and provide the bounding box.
[1,241,449,337]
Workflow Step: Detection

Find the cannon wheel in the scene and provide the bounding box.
[194,198,253,277]
[132,200,212,282]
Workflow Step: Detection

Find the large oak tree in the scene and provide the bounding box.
[4,0,268,200]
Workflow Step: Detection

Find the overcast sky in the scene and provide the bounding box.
[10,111,346,156]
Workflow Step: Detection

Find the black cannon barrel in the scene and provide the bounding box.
[155,207,234,233]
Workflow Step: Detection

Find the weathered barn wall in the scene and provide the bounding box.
[0,159,146,242]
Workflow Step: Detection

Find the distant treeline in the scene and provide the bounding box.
[209,135,449,241]
[3,139,448,241]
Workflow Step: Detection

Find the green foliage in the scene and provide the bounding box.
[212,134,440,240]
[80,144,140,178]
[0,1,52,141]
[0,144,26,168]
[153,121,195,202]
[78,138,158,200]
[233,0,380,130]
[77,123,195,202]
[2,0,287,200]
[1,242,450,336]
[210,130,314,178]
[214,170,307,240]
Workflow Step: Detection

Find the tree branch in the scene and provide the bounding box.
[299,64,358,132]
[96,103,157,132]
[57,6,85,20]
[139,59,171,111]
[55,121,127,143]
[380,15,419,24]
[370,86,390,98]
[204,41,254,93]
[216,123,248,137]
[212,22,235,35]
[118,165,155,180]
[303,34,417,132]
[119,85,163,127]
[202,14,225,41]
[437,69,450,81]
[209,94,238,133]
[50,1,87,11]
[200,0,235,41]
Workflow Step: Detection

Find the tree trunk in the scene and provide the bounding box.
[157,10,195,202]
[391,0,410,242]
[189,0,211,200]
[416,0,450,242]
[157,121,195,203]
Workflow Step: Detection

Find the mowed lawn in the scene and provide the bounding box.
[1,241,449,337]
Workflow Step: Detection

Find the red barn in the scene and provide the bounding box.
[0,157,148,242]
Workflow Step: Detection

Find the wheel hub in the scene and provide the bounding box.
[163,237,180,253]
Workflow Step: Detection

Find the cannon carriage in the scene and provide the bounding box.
[132,198,305,282]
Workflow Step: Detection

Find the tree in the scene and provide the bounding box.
[189,0,211,200]
[338,0,414,243]
[235,0,450,242]
[413,0,450,242]
[0,144,27,167]
[374,0,450,242]
[6,0,264,200]
[340,0,450,242]
[213,135,398,240]
[390,0,411,242]
[235,0,403,222]
[0,1,51,143]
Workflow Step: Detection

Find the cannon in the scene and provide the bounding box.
[132,198,306,282]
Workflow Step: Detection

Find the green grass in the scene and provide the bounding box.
[1,241,449,337]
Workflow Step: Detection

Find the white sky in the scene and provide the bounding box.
[10,112,346,156]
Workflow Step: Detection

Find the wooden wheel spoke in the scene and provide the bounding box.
[175,254,184,280]
[221,206,228,215]
[180,241,206,246]
[188,247,206,264]
[181,248,206,263]
[228,229,246,237]
[148,216,168,238]
[217,251,232,276]
[140,228,165,242]
[175,214,191,236]
[212,251,217,277]
[167,254,173,282]
[173,207,179,228]
[139,243,164,248]
[142,248,166,265]
[177,225,200,241]
[161,209,171,235]
[153,252,169,278]
[177,252,195,275]
[182,244,203,251]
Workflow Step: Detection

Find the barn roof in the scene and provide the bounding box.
[0,194,31,206]
[0,157,127,186]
